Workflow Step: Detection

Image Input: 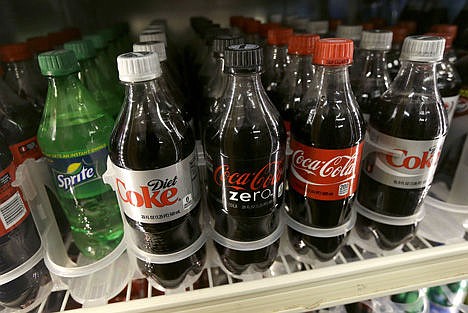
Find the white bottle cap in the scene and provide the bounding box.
[294,18,309,30]
[145,24,165,32]
[360,30,393,50]
[336,25,363,41]
[306,20,329,35]
[400,35,445,62]
[269,13,282,24]
[117,52,162,82]
[139,31,167,45]
[133,41,167,61]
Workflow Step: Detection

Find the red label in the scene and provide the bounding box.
[289,139,363,200]
[0,162,31,236]
[284,120,291,134]
[9,136,43,166]
[213,161,284,192]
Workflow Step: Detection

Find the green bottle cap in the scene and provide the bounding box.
[38,49,80,76]
[99,28,117,43]
[64,39,96,60]
[84,34,105,50]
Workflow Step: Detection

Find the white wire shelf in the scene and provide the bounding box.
[33,233,468,313]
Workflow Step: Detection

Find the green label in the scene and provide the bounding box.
[46,148,110,199]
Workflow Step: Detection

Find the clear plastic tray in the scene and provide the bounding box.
[14,158,133,307]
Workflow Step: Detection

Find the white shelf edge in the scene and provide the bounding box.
[66,242,468,313]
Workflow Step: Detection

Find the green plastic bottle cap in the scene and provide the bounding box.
[84,34,105,50]
[99,28,117,43]
[38,49,80,76]
[64,39,96,60]
[117,52,161,82]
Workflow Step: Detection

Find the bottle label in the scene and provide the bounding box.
[207,155,285,211]
[109,150,200,224]
[0,162,31,237]
[45,147,110,199]
[289,139,363,201]
[442,95,459,125]
[363,127,445,189]
[9,136,42,166]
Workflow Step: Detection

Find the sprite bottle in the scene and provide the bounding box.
[391,290,427,313]
[64,39,122,118]
[37,49,123,259]
[428,281,468,313]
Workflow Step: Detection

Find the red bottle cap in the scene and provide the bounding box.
[0,43,33,62]
[313,38,354,65]
[362,22,374,30]
[26,36,52,53]
[244,19,261,34]
[329,19,342,31]
[425,32,454,49]
[259,22,281,38]
[397,21,417,34]
[230,16,245,28]
[62,27,82,41]
[267,28,293,45]
[48,31,69,48]
[370,18,386,29]
[388,25,410,44]
[430,24,458,38]
[288,34,320,55]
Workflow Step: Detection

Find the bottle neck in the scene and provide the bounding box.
[272,45,289,63]
[360,50,391,79]
[315,65,353,100]
[391,60,438,95]
[48,73,81,96]
[224,68,266,103]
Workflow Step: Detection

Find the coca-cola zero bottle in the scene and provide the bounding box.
[204,44,286,275]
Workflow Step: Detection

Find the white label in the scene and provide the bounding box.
[442,95,459,126]
[109,150,200,224]
[0,192,27,230]
[362,127,445,189]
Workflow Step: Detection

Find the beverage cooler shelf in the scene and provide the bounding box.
[35,234,468,313]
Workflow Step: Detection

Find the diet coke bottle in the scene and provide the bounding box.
[108,52,205,288]
[356,36,448,250]
[204,44,286,275]
[286,38,365,261]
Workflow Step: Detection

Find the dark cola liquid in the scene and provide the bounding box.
[205,111,286,275]
[287,75,365,261]
[357,94,446,250]
[109,82,205,288]
[0,144,51,309]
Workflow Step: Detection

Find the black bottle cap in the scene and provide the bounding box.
[224,44,263,69]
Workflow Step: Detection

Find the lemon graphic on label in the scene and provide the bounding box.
[66,163,82,175]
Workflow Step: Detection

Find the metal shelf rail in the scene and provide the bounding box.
[34,234,468,313]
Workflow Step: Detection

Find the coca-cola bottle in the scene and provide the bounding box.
[386,25,409,80]
[108,52,205,288]
[356,36,448,250]
[0,43,47,112]
[200,35,244,129]
[354,30,393,122]
[335,25,363,90]
[204,44,286,275]
[262,28,293,101]
[276,34,320,136]
[0,135,51,309]
[425,31,461,125]
[287,38,365,261]
[133,41,194,129]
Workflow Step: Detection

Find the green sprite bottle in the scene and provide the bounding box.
[64,39,122,118]
[391,290,426,313]
[84,34,116,83]
[37,49,123,259]
[428,281,468,313]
